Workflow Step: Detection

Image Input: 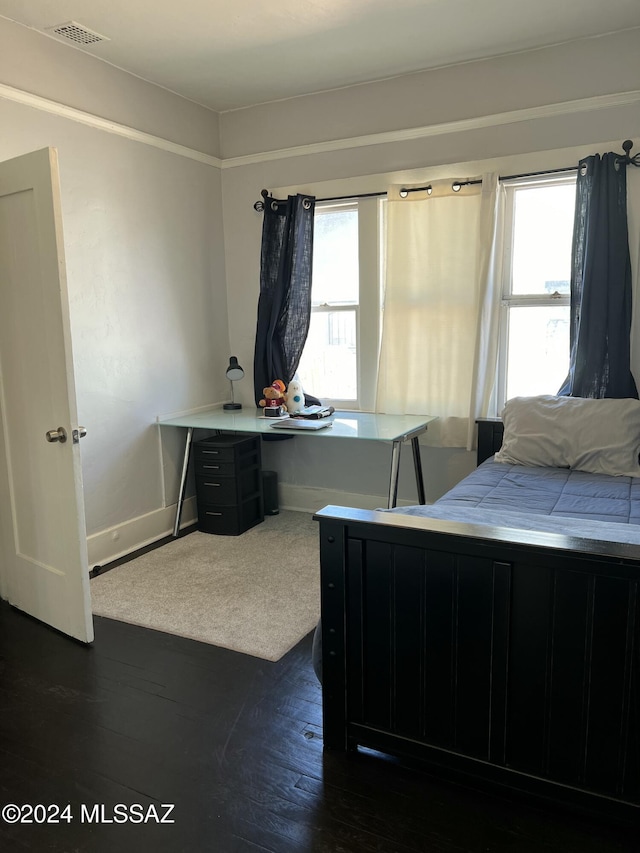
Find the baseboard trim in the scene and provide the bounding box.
[87,497,198,568]
[277,483,419,514]
[87,486,422,566]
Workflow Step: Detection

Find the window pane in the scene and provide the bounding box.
[297,310,357,400]
[511,183,575,295]
[506,306,569,399]
[312,207,358,305]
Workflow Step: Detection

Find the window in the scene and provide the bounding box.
[297,172,576,416]
[297,198,382,409]
[498,176,576,406]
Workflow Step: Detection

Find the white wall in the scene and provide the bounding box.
[0,18,228,567]
[0,16,221,157]
[2,16,639,562]
[221,30,640,512]
[220,30,640,159]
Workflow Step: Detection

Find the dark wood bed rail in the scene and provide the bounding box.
[476,417,504,465]
[315,504,640,822]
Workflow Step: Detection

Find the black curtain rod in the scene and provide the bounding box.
[314,190,388,204]
[253,188,386,211]
[253,140,638,210]
[403,165,581,197]
[401,141,639,197]
[252,170,568,209]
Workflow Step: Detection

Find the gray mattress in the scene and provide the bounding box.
[438,459,640,524]
[386,459,640,546]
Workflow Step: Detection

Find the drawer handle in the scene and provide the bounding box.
[206,511,223,516]
[204,482,221,487]
[203,465,220,470]
[202,450,220,455]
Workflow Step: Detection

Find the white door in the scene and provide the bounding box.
[0,148,93,643]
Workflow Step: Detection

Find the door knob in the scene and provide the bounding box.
[46,427,67,443]
[73,426,87,443]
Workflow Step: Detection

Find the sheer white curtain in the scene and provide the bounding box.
[376,174,502,448]
[467,175,504,448]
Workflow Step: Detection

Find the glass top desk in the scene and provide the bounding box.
[158,408,437,536]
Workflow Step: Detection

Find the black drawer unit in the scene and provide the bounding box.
[193,434,264,535]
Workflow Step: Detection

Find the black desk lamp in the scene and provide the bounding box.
[223,356,244,410]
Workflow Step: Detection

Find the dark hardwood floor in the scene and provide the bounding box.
[0,599,638,853]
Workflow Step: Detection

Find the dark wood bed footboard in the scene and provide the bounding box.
[315,505,640,822]
[476,417,504,464]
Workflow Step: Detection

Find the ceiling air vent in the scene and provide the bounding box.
[46,21,109,46]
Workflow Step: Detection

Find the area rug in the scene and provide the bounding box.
[90,511,320,661]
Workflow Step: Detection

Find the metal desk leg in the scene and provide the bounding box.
[173,426,194,537]
[388,440,401,509]
[411,436,426,505]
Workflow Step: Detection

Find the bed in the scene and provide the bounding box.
[314,396,640,822]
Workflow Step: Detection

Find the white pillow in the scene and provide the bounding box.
[494,395,640,477]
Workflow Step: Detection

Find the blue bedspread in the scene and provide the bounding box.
[437,459,640,523]
[386,459,640,546]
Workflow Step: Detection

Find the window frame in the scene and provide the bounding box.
[301,196,383,410]
[496,174,576,409]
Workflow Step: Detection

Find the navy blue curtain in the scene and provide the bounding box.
[253,194,315,406]
[558,153,637,398]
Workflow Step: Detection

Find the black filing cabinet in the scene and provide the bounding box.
[194,434,264,535]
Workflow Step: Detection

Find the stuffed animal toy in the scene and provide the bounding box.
[285,378,306,414]
[259,381,287,412]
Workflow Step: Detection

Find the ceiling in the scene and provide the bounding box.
[2,0,640,113]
